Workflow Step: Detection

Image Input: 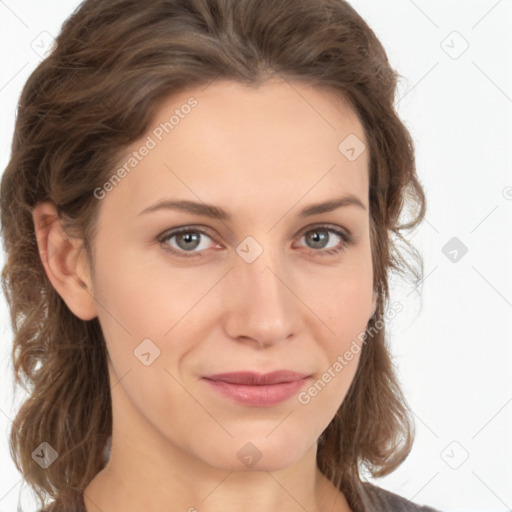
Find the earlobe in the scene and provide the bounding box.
[32,201,98,321]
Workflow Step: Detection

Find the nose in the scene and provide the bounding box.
[222,247,301,348]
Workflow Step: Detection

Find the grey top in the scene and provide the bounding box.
[359,482,440,512]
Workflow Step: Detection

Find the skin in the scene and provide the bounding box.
[33,77,376,512]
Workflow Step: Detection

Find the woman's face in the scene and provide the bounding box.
[88,78,375,471]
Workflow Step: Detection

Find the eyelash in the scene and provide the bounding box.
[157,224,354,260]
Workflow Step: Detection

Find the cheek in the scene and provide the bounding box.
[89,250,172,371]
[296,349,361,441]
[92,244,193,333]
[301,264,373,342]
[301,273,372,399]
[90,246,219,392]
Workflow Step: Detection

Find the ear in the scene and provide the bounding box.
[32,201,98,321]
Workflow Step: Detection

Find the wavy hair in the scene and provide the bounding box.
[0,0,425,510]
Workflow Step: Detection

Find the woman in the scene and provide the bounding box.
[0,0,438,511]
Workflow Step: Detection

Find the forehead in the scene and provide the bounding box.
[102,78,369,221]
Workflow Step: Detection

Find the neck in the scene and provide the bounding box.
[84,420,350,512]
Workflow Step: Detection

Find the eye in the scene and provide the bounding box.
[157,224,354,259]
[295,225,354,257]
[158,227,216,257]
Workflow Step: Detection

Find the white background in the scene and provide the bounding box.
[1,1,511,511]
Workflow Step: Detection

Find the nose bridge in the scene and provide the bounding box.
[246,253,285,303]
[224,239,298,344]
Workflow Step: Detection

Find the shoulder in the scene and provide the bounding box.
[359,482,440,512]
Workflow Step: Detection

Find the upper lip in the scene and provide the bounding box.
[203,370,310,385]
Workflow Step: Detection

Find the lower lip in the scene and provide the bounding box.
[203,378,310,406]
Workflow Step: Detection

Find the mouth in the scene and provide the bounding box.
[201,370,311,406]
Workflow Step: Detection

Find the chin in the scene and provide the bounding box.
[194,429,317,472]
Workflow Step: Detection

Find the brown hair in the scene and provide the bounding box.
[0,0,425,510]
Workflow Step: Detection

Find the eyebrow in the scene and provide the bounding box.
[137,194,366,220]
